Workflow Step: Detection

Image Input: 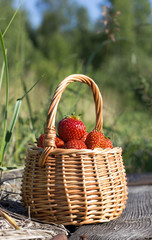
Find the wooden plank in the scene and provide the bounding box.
[69,186,152,240]
[127,172,152,186]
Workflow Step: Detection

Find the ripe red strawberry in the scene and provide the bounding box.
[101,137,113,149]
[55,136,64,148]
[57,114,86,142]
[85,130,104,149]
[37,134,45,148]
[63,139,87,149]
[80,131,88,142]
[37,134,64,148]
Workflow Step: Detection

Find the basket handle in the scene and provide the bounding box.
[39,74,103,166]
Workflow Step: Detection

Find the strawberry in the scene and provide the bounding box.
[37,133,45,148]
[57,114,86,142]
[55,136,64,148]
[63,139,87,149]
[101,137,113,149]
[80,131,88,142]
[85,130,104,149]
[37,134,64,148]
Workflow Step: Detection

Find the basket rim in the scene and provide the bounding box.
[28,144,122,156]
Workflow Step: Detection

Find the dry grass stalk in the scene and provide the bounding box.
[98,5,121,42]
[0,209,20,230]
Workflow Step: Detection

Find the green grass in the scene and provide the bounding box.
[0,30,9,166]
[0,3,40,169]
[0,2,151,173]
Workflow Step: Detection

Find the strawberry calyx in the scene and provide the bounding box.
[66,112,82,121]
[104,136,111,140]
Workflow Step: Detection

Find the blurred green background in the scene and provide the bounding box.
[0,0,152,172]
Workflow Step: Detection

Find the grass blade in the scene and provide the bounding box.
[83,39,112,74]
[21,79,35,138]
[0,210,20,230]
[20,78,41,101]
[4,99,22,151]
[2,0,23,38]
[0,61,5,93]
[20,77,42,141]
[0,77,41,165]
[1,99,22,163]
[0,31,9,165]
[83,37,131,74]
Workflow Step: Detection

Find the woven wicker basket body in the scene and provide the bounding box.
[21,74,128,226]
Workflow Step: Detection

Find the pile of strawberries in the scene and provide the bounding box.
[37,114,113,150]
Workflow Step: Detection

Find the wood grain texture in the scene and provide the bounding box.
[127,172,152,186]
[69,186,152,240]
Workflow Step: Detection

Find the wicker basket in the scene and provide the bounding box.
[21,74,128,226]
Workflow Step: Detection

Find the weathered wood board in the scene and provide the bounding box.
[69,186,152,240]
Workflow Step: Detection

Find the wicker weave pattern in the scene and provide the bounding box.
[21,74,128,225]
